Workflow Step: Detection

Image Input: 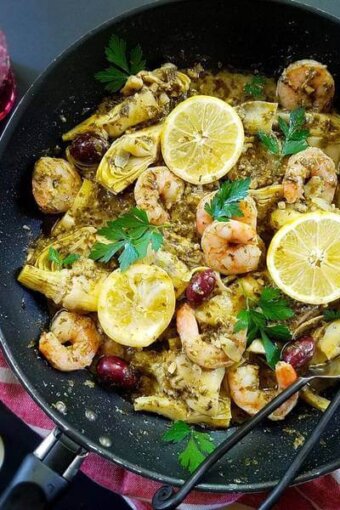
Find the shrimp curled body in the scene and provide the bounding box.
[176,303,246,369]
[277,59,335,112]
[32,157,82,214]
[227,361,299,421]
[283,147,337,204]
[134,166,184,225]
[201,219,261,275]
[39,311,101,371]
[196,193,257,236]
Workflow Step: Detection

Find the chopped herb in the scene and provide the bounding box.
[95,34,146,92]
[234,286,294,369]
[204,178,250,222]
[244,75,266,99]
[162,421,215,473]
[48,247,80,268]
[323,309,340,322]
[90,207,164,271]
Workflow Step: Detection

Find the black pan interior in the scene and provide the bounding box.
[0,0,339,492]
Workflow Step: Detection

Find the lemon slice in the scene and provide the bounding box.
[267,212,340,304]
[161,95,244,184]
[98,263,176,347]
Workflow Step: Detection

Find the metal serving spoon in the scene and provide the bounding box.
[152,357,340,510]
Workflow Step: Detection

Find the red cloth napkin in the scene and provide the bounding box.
[0,350,339,510]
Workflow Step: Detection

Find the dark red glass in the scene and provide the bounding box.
[0,31,16,121]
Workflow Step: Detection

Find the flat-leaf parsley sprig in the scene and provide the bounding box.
[234,287,294,369]
[95,34,146,92]
[258,107,309,157]
[244,75,266,99]
[162,421,215,473]
[90,207,164,271]
[48,247,80,268]
[204,177,251,222]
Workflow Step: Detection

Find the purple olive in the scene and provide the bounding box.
[282,336,315,369]
[69,132,109,166]
[96,355,137,389]
[185,269,216,306]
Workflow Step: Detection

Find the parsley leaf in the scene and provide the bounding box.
[244,75,266,99]
[162,420,191,443]
[95,34,146,92]
[89,207,164,271]
[258,287,294,321]
[323,309,340,322]
[179,437,206,473]
[162,421,215,473]
[104,34,129,72]
[257,131,281,155]
[62,253,81,267]
[204,178,250,222]
[261,330,281,368]
[95,68,129,93]
[234,286,293,369]
[258,108,309,157]
[129,44,146,75]
[48,247,80,268]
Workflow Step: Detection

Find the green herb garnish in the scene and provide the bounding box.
[234,287,294,369]
[204,178,250,222]
[257,131,281,155]
[90,207,163,271]
[244,75,266,99]
[48,247,80,268]
[95,34,146,92]
[162,421,215,473]
[258,107,309,157]
[323,309,340,322]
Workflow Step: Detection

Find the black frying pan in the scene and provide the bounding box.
[0,0,340,507]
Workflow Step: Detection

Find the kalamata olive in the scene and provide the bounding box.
[96,355,137,389]
[185,269,216,306]
[281,336,315,369]
[69,132,109,166]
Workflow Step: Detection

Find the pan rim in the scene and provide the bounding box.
[0,0,339,492]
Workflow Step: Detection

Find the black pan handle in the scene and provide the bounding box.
[153,377,307,510]
[0,428,87,510]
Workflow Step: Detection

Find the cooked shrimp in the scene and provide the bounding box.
[227,361,298,421]
[32,157,82,214]
[134,166,184,225]
[201,220,261,275]
[283,147,337,204]
[196,193,257,235]
[39,311,101,371]
[277,59,335,112]
[176,303,246,369]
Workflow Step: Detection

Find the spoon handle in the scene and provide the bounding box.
[152,377,308,510]
[259,386,340,510]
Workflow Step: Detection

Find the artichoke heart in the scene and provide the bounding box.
[63,88,160,141]
[18,259,108,312]
[96,124,162,194]
[33,226,97,271]
[133,350,230,427]
[237,101,278,134]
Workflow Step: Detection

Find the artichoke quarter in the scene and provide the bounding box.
[18,258,108,312]
[96,124,162,194]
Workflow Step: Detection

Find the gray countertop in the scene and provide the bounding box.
[1,0,340,96]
